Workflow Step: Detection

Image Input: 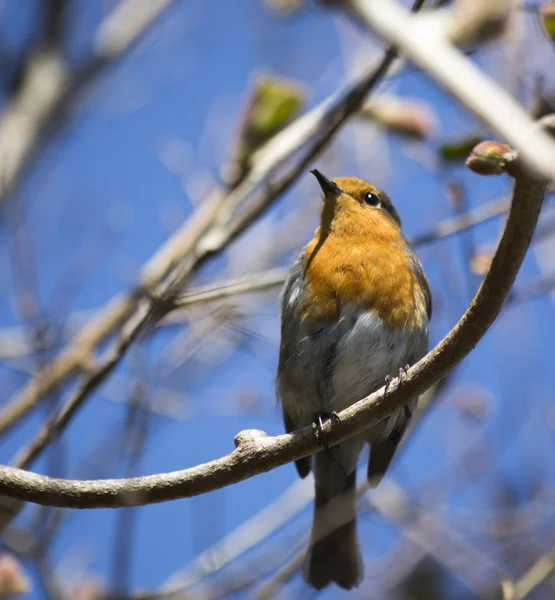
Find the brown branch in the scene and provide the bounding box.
[147,369,451,598]
[0,144,544,509]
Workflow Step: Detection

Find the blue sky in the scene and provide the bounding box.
[0,1,554,598]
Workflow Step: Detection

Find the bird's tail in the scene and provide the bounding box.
[303,452,363,590]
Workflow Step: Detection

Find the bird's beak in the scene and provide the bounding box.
[311,169,342,200]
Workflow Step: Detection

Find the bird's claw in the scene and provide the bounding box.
[397,366,413,421]
[311,411,340,454]
[384,374,391,395]
[398,364,410,384]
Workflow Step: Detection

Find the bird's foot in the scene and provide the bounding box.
[398,364,410,384]
[398,366,413,422]
[384,374,392,395]
[311,411,340,454]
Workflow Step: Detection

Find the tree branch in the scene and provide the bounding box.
[0,143,544,509]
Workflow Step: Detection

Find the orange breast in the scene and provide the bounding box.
[298,214,425,330]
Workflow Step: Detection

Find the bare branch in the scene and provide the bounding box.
[0,191,226,437]
[367,480,509,599]
[0,50,69,204]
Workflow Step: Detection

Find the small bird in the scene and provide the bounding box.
[276,170,431,590]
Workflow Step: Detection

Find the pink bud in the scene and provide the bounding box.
[465,141,513,175]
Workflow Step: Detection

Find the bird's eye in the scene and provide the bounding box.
[364,192,380,207]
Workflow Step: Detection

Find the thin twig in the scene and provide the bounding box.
[253,543,307,600]
[255,476,506,600]
[171,268,290,309]
[111,345,152,599]
[11,302,154,470]
[411,194,511,246]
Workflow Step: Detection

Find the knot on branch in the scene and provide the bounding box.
[196,228,227,257]
[234,429,271,452]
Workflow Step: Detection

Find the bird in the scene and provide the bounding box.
[276,170,431,591]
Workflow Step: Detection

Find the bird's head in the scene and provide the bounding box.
[310,169,402,237]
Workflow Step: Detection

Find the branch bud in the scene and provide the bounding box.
[466,141,514,175]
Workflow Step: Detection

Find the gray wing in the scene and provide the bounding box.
[277,250,312,479]
[367,410,411,488]
[283,406,311,478]
[409,246,432,318]
[278,250,306,346]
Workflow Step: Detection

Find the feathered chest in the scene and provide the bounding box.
[297,231,428,330]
